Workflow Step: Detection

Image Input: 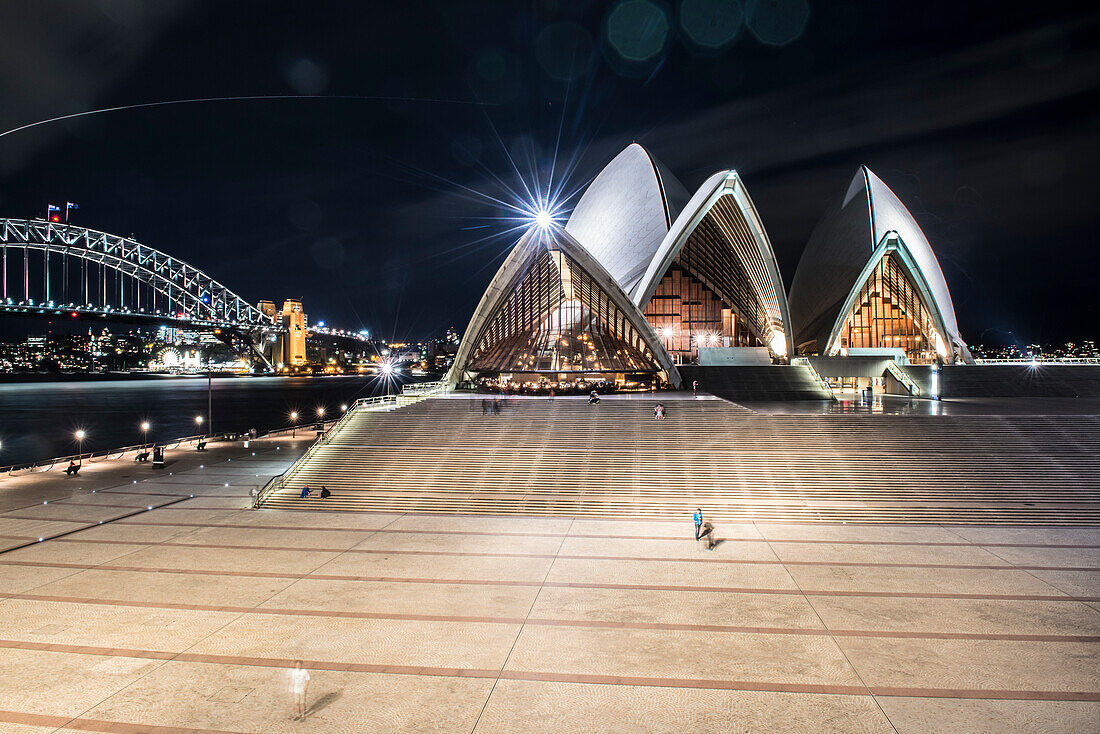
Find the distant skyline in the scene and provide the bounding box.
[1,1,1096,346]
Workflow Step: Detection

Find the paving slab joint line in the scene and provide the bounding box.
[943,523,1092,603]
[468,516,574,734]
[49,504,405,734]
[756,519,902,734]
[0,494,197,556]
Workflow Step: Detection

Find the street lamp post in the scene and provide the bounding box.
[207,359,213,438]
[290,411,299,437]
[195,415,204,438]
[75,429,86,467]
[141,422,150,451]
[317,406,325,429]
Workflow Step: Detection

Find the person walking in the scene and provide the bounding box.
[693,508,703,540]
[700,521,716,550]
[693,379,698,397]
[287,660,310,719]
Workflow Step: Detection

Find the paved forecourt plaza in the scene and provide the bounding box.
[0,426,1098,732]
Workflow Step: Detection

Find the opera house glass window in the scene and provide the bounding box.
[466,248,658,375]
[837,253,940,363]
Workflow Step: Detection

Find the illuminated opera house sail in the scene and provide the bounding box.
[448,147,971,391]
[447,224,681,388]
[788,166,973,364]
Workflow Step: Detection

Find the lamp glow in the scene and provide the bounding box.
[534,209,552,229]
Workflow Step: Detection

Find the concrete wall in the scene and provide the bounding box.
[698,346,772,366]
[807,355,896,378]
[900,364,1100,398]
[808,359,1100,398]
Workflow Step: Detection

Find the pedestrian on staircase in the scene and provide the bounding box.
[693,508,703,540]
[320,486,331,499]
[300,485,311,499]
[693,379,698,397]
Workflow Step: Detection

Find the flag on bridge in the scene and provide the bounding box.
[47,204,60,222]
[65,202,78,222]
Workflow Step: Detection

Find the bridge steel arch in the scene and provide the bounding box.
[0,218,266,327]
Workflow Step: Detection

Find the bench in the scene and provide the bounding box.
[65,464,80,476]
[196,441,207,451]
[135,452,150,462]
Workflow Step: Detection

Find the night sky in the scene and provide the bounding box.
[1,1,1096,347]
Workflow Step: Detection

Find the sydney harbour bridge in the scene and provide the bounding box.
[0,217,367,369]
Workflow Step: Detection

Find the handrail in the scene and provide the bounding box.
[401,379,449,396]
[885,360,921,397]
[0,420,331,477]
[973,358,1100,364]
[253,394,397,507]
[253,385,449,508]
[791,357,836,400]
[0,433,208,476]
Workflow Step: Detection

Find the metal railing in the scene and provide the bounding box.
[401,379,449,396]
[884,360,921,397]
[253,383,449,508]
[0,418,341,478]
[790,357,836,400]
[0,433,208,476]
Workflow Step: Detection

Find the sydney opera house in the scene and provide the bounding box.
[448,144,972,390]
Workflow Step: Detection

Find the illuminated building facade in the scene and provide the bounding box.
[449,149,971,390]
[258,299,308,368]
[448,224,679,388]
[788,166,973,364]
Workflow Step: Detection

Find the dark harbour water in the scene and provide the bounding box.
[0,375,413,466]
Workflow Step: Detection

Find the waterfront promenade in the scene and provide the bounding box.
[0,421,1097,732]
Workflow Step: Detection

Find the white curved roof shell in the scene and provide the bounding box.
[633,170,793,357]
[447,224,682,388]
[565,143,690,296]
[788,166,970,362]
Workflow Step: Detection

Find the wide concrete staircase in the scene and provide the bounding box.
[261,395,1100,523]
[678,365,834,401]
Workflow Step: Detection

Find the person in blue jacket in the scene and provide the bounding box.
[693,508,703,540]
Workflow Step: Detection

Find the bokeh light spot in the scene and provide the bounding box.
[536,21,594,81]
[284,57,328,95]
[607,0,670,62]
[311,237,344,269]
[680,0,743,51]
[746,0,809,47]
